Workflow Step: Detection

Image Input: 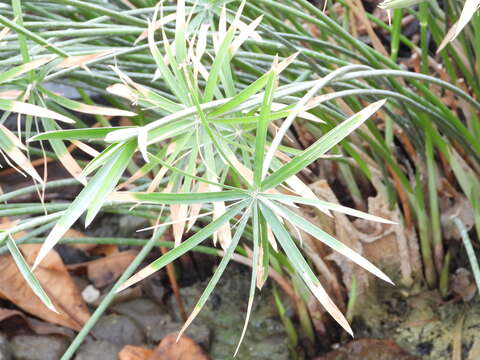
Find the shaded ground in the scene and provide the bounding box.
[342,279,480,360]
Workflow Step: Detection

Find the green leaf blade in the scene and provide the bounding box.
[262,100,386,190]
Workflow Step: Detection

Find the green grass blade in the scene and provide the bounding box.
[6,235,57,313]
[235,202,260,355]
[40,87,137,117]
[41,118,84,183]
[254,71,276,186]
[33,140,137,270]
[203,27,236,103]
[178,203,252,340]
[455,219,480,296]
[0,99,75,124]
[84,140,137,226]
[0,56,54,85]
[110,189,249,205]
[208,72,271,118]
[263,198,393,284]
[28,127,130,142]
[262,193,396,224]
[259,201,353,335]
[0,14,68,57]
[261,99,386,190]
[116,201,247,292]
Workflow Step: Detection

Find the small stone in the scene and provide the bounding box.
[0,333,12,360]
[74,340,120,360]
[91,314,145,347]
[82,284,100,304]
[112,299,171,344]
[11,335,68,360]
[143,275,166,303]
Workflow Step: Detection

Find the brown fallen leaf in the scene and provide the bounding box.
[149,333,209,360]
[0,308,73,338]
[88,250,137,288]
[91,244,119,257]
[67,250,137,288]
[0,244,89,331]
[0,308,30,333]
[64,228,96,252]
[119,345,154,360]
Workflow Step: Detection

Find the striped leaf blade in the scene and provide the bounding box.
[116,201,247,292]
[6,236,57,313]
[262,100,386,190]
[109,189,248,205]
[0,56,54,85]
[178,204,251,340]
[32,140,137,270]
[259,201,353,335]
[40,87,137,117]
[0,99,74,124]
[28,127,130,142]
[263,199,393,284]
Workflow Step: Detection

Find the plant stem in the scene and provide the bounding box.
[60,225,167,360]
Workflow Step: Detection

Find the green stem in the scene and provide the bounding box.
[390,9,403,62]
[60,226,167,360]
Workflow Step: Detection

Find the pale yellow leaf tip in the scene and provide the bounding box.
[176,307,200,343]
[46,303,59,314]
[115,264,156,293]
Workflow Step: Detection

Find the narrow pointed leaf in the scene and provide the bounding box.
[41,118,84,183]
[262,100,386,190]
[263,193,395,224]
[28,127,130,142]
[178,205,251,340]
[117,201,246,292]
[6,236,57,313]
[33,140,136,270]
[85,140,137,226]
[235,204,259,355]
[452,0,480,40]
[208,71,271,118]
[259,202,353,335]
[0,99,74,124]
[41,87,137,117]
[0,56,54,85]
[109,190,248,205]
[265,199,393,284]
[254,71,276,185]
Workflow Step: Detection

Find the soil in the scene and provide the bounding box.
[343,277,480,360]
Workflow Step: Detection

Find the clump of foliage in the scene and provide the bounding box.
[0,0,479,358]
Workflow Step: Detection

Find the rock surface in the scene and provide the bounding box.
[0,334,12,360]
[353,279,480,360]
[10,335,68,360]
[91,314,145,347]
[74,340,120,360]
[111,299,171,344]
[166,267,290,360]
[316,339,418,360]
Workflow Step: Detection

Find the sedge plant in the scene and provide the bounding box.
[1,1,397,356]
[0,0,479,357]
